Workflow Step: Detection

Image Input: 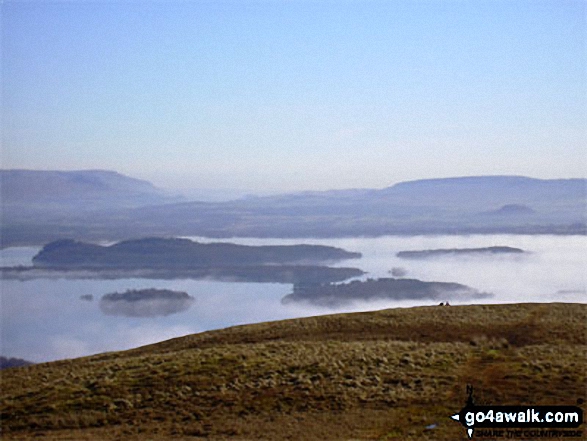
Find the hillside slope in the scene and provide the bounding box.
[1,303,585,440]
[0,169,172,206]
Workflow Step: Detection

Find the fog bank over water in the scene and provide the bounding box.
[184,234,586,304]
[1,235,585,362]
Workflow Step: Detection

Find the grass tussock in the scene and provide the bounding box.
[1,303,585,440]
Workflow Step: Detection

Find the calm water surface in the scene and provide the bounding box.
[1,235,585,362]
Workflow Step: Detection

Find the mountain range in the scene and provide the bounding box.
[1,170,585,247]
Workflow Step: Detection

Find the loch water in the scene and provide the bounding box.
[1,235,585,362]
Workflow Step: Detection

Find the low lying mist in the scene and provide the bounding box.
[1,234,585,362]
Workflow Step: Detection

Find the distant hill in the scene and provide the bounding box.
[124,175,585,238]
[1,303,585,440]
[0,169,176,207]
[0,356,33,370]
[1,172,585,247]
[381,176,585,208]
[483,204,536,216]
[0,170,183,247]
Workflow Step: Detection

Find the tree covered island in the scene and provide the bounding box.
[283,277,491,307]
[32,237,361,268]
[6,237,365,284]
[396,246,525,259]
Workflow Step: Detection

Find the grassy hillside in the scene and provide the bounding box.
[1,303,585,440]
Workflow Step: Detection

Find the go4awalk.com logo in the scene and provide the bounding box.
[450,386,583,439]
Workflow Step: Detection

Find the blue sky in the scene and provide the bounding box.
[2,0,585,192]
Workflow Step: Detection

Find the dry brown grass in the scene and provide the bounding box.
[1,303,585,440]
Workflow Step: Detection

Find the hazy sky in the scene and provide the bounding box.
[2,0,585,192]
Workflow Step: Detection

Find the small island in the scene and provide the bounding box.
[282,277,490,307]
[99,288,195,318]
[396,246,525,259]
[1,264,364,284]
[32,237,362,269]
[5,237,365,284]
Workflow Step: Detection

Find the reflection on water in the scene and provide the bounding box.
[1,235,585,362]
